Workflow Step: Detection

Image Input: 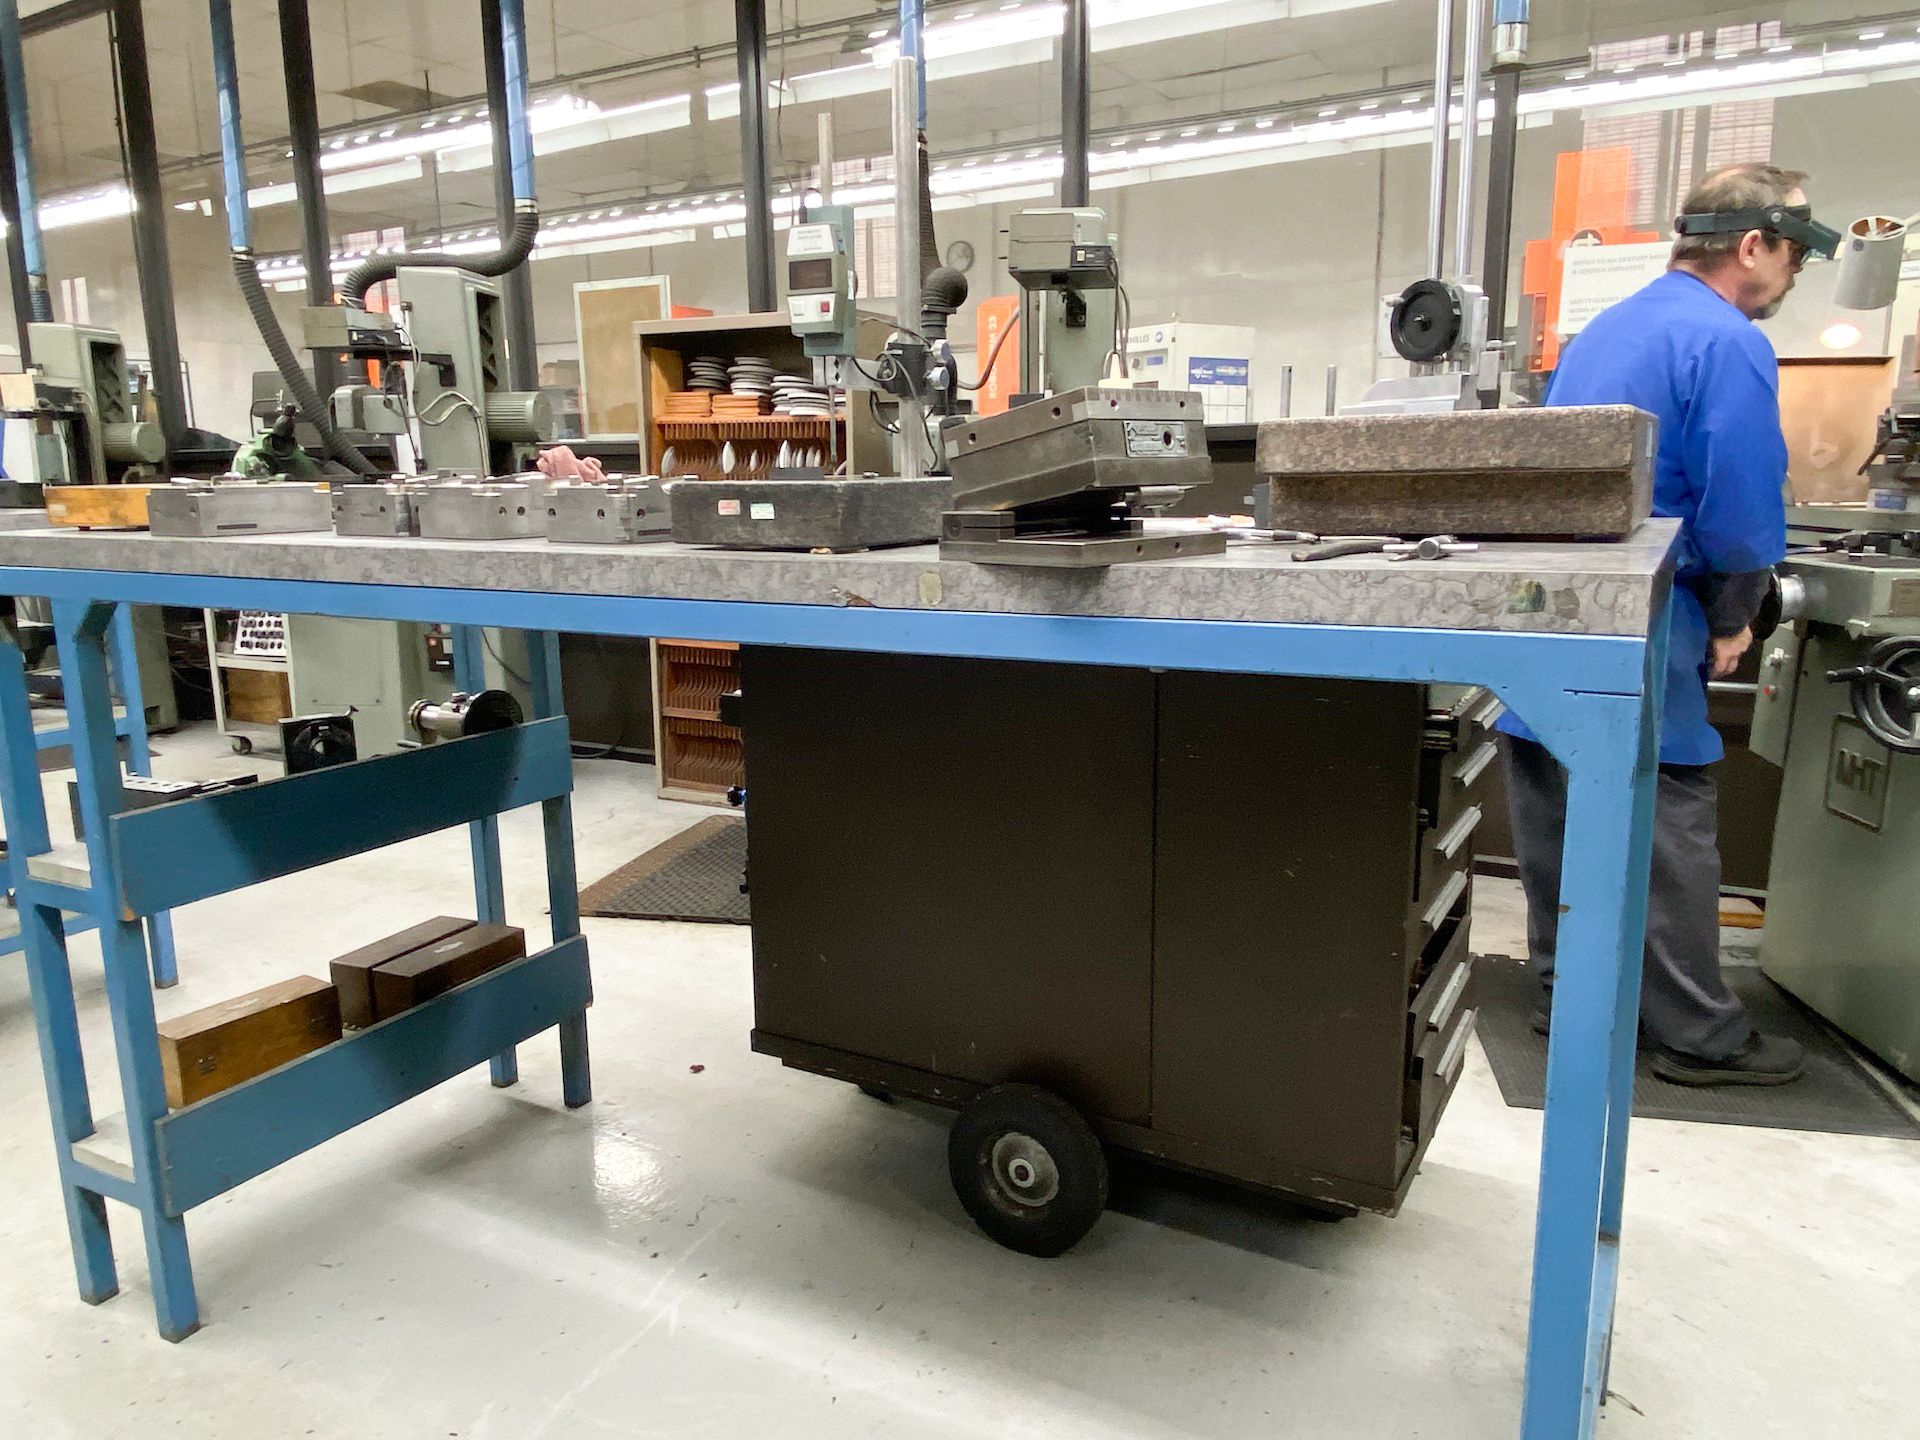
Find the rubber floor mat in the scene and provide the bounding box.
[578,816,748,924]
[1473,954,1920,1139]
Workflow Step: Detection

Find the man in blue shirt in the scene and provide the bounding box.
[1499,162,1815,1086]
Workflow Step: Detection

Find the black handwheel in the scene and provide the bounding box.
[948,1083,1108,1257]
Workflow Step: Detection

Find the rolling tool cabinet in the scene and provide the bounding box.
[743,651,1497,1226]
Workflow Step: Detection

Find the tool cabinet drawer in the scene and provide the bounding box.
[1405,947,1477,1144]
[1414,800,1482,916]
[1408,918,1472,1048]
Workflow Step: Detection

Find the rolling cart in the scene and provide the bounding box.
[741,647,1497,1255]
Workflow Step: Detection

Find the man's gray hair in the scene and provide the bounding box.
[1671,162,1810,266]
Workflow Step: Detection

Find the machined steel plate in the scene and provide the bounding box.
[147,483,333,538]
[945,388,1213,512]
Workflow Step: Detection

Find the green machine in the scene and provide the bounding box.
[1753,402,1920,1082]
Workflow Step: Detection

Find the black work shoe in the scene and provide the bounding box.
[1649,1032,1806,1087]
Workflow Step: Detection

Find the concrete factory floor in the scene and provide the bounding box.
[2,721,1916,1440]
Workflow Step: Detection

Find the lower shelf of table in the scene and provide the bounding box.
[67,936,592,1217]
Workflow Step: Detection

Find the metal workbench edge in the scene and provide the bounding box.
[0,520,1680,638]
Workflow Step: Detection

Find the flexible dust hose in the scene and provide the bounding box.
[918,135,939,288]
[234,251,379,476]
[338,201,539,309]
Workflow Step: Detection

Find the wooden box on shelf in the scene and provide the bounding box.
[632,310,893,481]
[650,638,744,804]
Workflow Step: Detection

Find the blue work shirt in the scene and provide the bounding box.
[1498,269,1787,765]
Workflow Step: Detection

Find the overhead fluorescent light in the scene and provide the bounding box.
[319,93,597,173]
[438,93,691,172]
[248,157,425,209]
[41,184,133,231]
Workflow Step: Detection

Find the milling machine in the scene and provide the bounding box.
[0,322,166,491]
[284,266,552,755]
[1753,381,1920,1082]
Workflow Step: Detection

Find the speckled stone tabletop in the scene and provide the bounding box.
[0,519,1679,638]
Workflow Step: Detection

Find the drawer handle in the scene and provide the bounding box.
[1439,1009,1477,1083]
[1427,964,1470,1035]
[1473,695,1507,729]
[1455,739,1498,789]
[1433,804,1483,860]
[1422,870,1468,931]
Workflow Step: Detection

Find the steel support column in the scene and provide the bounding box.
[277,0,338,394]
[1478,64,1521,407]
[733,0,776,312]
[111,0,187,454]
[1061,0,1090,208]
[0,60,30,360]
[481,0,537,390]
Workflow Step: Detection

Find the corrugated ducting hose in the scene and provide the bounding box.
[338,202,540,309]
[233,250,380,476]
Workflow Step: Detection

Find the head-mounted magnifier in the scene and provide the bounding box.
[1673,203,1841,261]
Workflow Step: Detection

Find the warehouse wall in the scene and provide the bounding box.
[3,79,1915,446]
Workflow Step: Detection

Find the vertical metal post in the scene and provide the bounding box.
[54,597,201,1341]
[892,55,925,479]
[1479,66,1522,406]
[279,0,338,394]
[0,59,32,360]
[524,629,590,1108]
[450,624,516,1089]
[480,0,537,391]
[111,0,187,456]
[816,112,836,201]
[1277,364,1293,418]
[1425,0,1456,280]
[1061,0,1091,209]
[0,630,116,1306]
[1451,0,1487,286]
[105,605,176,987]
[1324,364,1339,416]
[734,0,776,312]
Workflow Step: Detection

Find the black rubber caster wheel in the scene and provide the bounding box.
[230,735,253,755]
[948,1083,1107,1257]
[857,1084,895,1103]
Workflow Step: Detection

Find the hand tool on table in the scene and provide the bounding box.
[1290,534,1480,562]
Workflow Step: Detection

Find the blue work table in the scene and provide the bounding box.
[0,520,1676,1440]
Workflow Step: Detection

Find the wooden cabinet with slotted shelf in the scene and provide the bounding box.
[649,638,744,803]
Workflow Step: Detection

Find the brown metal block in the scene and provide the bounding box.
[158,976,343,1109]
[329,917,476,1029]
[370,923,527,1020]
[1257,404,1657,539]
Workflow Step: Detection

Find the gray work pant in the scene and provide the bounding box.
[1500,734,1750,1060]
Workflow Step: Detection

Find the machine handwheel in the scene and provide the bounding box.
[1832,635,1920,754]
[948,1083,1108,1257]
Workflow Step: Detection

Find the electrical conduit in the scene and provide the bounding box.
[0,0,51,321]
[210,0,377,474]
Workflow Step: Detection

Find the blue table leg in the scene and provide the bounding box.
[525,630,590,1108]
[450,625,516,1088]
[105,605,179,989]
[1517,601,1668,1439]
[55,598,201,1340]
[0,631,118,1305]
